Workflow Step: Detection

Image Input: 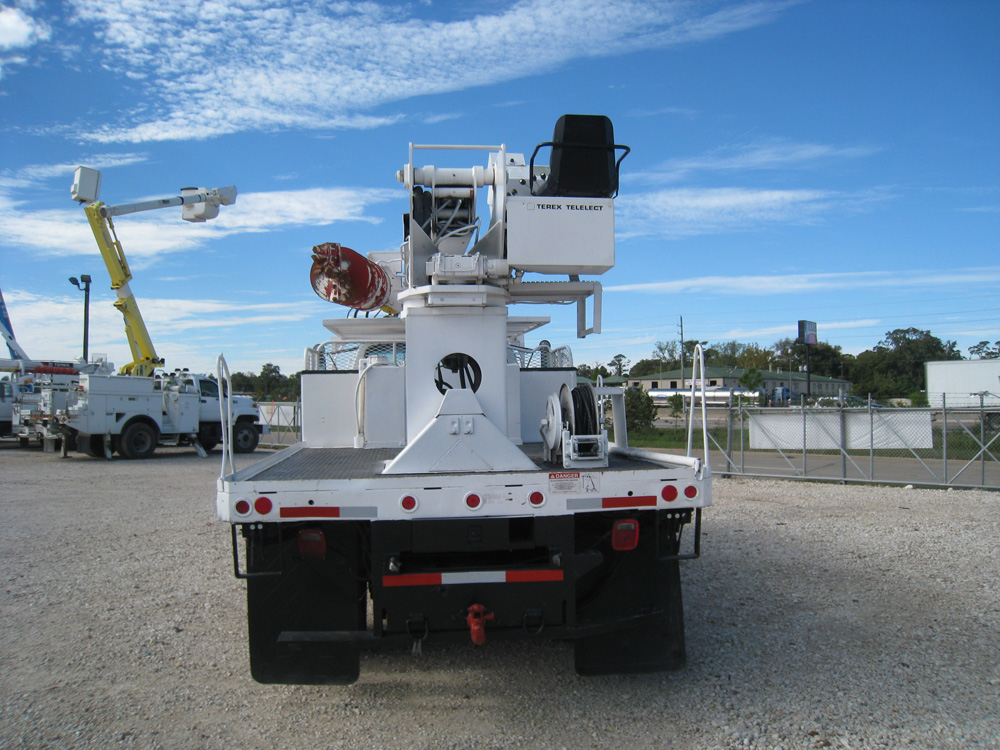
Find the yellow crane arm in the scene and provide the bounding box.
[84,202,164,377]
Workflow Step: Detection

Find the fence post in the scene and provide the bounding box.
[724,399,733,478]
[942,394,948,485]
[869,394,875,481]
[801,395,807,477]
[740,400,746,474]
[840,401,847,481]
[980,392,987,487]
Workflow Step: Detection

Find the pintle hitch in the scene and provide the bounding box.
[466,603,494,645]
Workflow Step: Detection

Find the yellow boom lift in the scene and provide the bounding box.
[71,167,236,376]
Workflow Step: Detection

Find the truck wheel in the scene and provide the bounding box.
[119,422,157,460]
[198,424,220,451]
[233,421,260,453]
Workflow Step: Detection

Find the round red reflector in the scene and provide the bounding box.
[529,491,545,506]
[684,485,698,499]
[465,493,482,509]
[661,485,678,502]
[234,500,250,515]
[401,495,417,511]
[254,496,273,515]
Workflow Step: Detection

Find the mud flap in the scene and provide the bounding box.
[246,523,365,685]
[573,557,686,675]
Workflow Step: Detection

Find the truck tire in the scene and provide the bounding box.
[233,421,260,453]
[119,422,157,460]
[197,424,221,451]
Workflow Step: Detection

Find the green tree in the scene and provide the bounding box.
[608,353,630,377]
[968,340,1000,359]
[229,371,256,395]
[710,340,745,367]
[849,328,960,400]
[736,343,774,371]
[653,340,680,371]
[738,368,763,392]
[628,358,663,377]
[624,387,656,432]
[257,363,283,398]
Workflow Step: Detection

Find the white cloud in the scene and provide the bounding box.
[0,6,49,49]
[0,184,397,259]
[606,268,1000,295]
[1,287,318,372]
[721,319,881,340]
[61,0,792,142]
[0,5,51,80]
[618,186,848,237]
[0,154,149,191]
[630,138,880,184]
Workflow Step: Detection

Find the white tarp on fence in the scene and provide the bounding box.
[749,410,933,450]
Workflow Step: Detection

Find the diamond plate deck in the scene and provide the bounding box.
[242,443,675,482]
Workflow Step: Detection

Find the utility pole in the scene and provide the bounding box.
[678,315,685,388]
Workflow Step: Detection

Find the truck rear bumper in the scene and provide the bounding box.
[237,508,698,683]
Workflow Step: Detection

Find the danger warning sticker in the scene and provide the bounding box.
[548,471,600,494]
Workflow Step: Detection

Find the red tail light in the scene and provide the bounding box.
[298,528,326,560]
[401,495,418,512]
[529,491,545,507]
[254,496,273,515]
[684,485,698,499]
[661,485,678,502]
[465,493,482,510]
[611,519,639,551]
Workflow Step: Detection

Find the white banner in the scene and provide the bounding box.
[750,410,933,450]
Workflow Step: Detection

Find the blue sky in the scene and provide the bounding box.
[1,0,998,377]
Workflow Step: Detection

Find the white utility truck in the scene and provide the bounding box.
[61,369,261,458]
[59,169,266,458]
[216,116,711,684]
[1,286,114,446]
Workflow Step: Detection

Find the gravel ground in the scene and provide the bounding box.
[1,443,998,750]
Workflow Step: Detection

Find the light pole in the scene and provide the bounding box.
[69,274,92,362]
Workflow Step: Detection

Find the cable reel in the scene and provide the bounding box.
[541,382,605,466]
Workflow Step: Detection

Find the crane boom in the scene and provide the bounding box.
[72,168,237,377]
[82,203,163,377]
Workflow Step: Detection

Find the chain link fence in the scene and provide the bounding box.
[257,401,301,448]
[693,402,1000,489]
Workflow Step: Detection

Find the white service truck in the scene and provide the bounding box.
[12,362,111,449]
[59,369,262,458]
[60,170,266,458]
[216,115,711,684]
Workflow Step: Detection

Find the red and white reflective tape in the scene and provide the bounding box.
[382,569,564,588]
[277,506,377,519]
[566,495,658,511]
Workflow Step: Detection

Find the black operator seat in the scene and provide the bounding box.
[536,114,618,198]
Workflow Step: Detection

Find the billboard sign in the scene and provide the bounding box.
[798,320,818,345]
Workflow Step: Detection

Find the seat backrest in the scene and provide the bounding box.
[542,114,617,198]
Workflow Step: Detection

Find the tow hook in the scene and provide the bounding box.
[466,604,494,645]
